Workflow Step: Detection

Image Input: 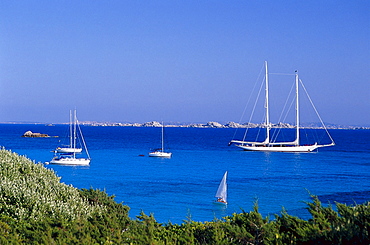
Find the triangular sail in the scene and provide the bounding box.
[215,171,227,202]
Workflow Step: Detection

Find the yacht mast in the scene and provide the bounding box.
[69,110,72,148]
[295,71,300,146]
[264,61,270,144]
[73,110,77,157]
[161,123,164,152]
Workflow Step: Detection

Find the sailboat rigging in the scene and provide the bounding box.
[49,110,91,165]
[214,171,227,204]
[229,61,335,152]
[149,122,172,157]
[55,110,82,153]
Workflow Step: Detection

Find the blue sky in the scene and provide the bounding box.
[0,1,369,125]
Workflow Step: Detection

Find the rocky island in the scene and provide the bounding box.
[22,131,52,138]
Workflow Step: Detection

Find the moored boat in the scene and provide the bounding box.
[149,122,172,157]
[50,110,90,165]
[229,61,335,152]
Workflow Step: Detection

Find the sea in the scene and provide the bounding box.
[1,124,369,224]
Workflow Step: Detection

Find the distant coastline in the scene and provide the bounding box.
[1,121,369,129]
[71,121,370,130]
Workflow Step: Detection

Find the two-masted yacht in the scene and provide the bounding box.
[229,61,335,152]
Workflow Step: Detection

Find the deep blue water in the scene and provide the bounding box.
[1,124,369,224]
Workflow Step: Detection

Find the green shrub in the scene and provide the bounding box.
[0,149,369,244]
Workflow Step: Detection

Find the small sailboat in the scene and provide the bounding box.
[149,122,172,157]
[50,110,90,166]
[214,171,227,204]
[229,61,335,152]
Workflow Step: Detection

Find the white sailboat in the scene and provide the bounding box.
[149,123,172,157]
[50,110,90,165]
[214,171,227,204]
[229,61,335,152]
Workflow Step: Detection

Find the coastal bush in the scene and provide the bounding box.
[0,149,369,244]
[0,150,105,222]
[0,149,132,243]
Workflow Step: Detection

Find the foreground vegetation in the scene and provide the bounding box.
[0,149,369,244]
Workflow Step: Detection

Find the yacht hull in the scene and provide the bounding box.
[149,151,172,157]
[50,157,90,166]
[235,144,319,152]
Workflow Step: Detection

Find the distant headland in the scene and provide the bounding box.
[1,121,368,129]
[76,121,369,130]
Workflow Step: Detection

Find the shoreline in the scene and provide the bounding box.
[0,121,368,130]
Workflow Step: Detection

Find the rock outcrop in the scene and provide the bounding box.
[22,131,49,138]
[205,121,224,128]
[141,121,163,127]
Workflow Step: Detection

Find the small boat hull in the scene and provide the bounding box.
[214,200,227,205]
[149,151,172,157]
[50,157,90,166]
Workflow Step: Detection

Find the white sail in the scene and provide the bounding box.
[229,62,335,152]
[50,110,90,166]
[215,171,227,204]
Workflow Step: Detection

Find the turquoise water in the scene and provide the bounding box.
[1,124,369,223]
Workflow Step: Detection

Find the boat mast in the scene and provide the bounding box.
[295,71,300,146]
[264,61,270,144]
[73,110,77,158]
[161,122,164,152]
[69,110,72,148]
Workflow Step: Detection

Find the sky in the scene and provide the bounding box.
[0,1,369,125]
